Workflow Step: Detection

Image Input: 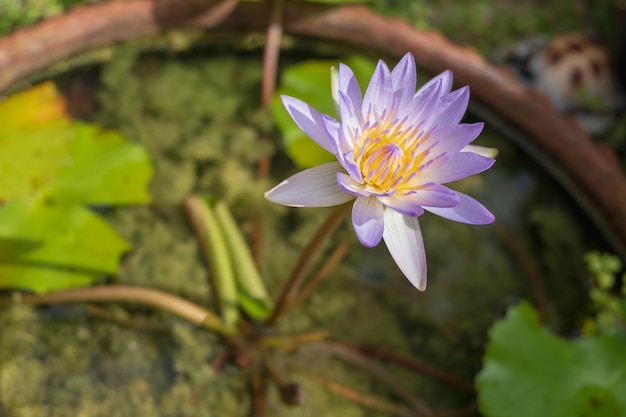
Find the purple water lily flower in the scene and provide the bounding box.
[265,53,495,290]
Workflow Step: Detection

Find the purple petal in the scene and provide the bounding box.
[424,191,494,224]
[401,184,461,207]
[362,60,392,120]
[338,63,363,116]
[382,208,427,290]
[426,122,484,156]
[352,196,384,247]
[420,69,453,96]
[324,114,363,184]
[338,91,362,150]
[420,152,495,184]
[425,86,469,129]
[323,115,342,156]
[378,195,425,217]
[404,77,443,125]
[337,172,369,198]
[390,53,417,108]
[281,95,333,153]
[265,162,354,207]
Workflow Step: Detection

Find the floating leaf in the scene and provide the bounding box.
[0,264,97,295]
[0,82,152,293]
[272,56,376,168]
[477,302,626,417]
[0,201,130,272]
[45,123,152,205]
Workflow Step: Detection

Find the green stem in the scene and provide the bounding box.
[15,285,235,336]
[267,202,352,325]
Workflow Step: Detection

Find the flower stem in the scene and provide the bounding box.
[15,285,235,336]
[325,342,436,417]
[267,202,352,325]
[308,373,411,416]
[492,220,551,324]
[261,0,284,107]
[341,343,476,394]
[285,242,350,314]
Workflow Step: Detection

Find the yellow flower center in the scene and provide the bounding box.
[354,112,429,194]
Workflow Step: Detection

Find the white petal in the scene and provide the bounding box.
[462,144,499,158]
[265,162,354,207]
[331,66,340,116]
[382,208,427,290]
[352,196,384,247]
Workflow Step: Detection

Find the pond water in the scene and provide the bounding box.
[0,47,610,417]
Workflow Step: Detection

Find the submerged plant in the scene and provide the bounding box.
[265,53,496,290]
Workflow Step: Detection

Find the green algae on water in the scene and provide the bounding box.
[0,47,597,417]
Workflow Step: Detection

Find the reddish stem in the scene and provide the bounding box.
[341,343,476,394]
[493,220,551,323]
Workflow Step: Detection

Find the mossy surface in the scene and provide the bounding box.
[0,47,604,417]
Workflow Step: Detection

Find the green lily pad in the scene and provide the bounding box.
[272,56,376,168]
[45,123,153,205]
[0,201,130,272]
[0,82,152,293]
[477,302,626,417]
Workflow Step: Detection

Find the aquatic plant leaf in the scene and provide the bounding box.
[272,56,376,168]
[0,83,72,201]
[0,264,97,294]
[0,201,130,272]
[477,302,626,417]
[213,201,273,320]
[45,123,153,205]
[185,196,240,327]
[0,82,152,293]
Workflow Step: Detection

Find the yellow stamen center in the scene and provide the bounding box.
[354,111,429,194]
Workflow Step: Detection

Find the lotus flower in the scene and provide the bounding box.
[265,53,495,290]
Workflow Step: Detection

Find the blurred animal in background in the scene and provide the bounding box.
[494,32,625,137]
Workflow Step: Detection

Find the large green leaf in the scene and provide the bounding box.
[0,82,152,293]
[0,264,98,295]
[0,201,130,272]
[0,83,73,201]
[271,56,376,168]
[477,302,626,417]
[45,123,152,205]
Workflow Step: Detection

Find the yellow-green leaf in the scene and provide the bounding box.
[0,82,152,293]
